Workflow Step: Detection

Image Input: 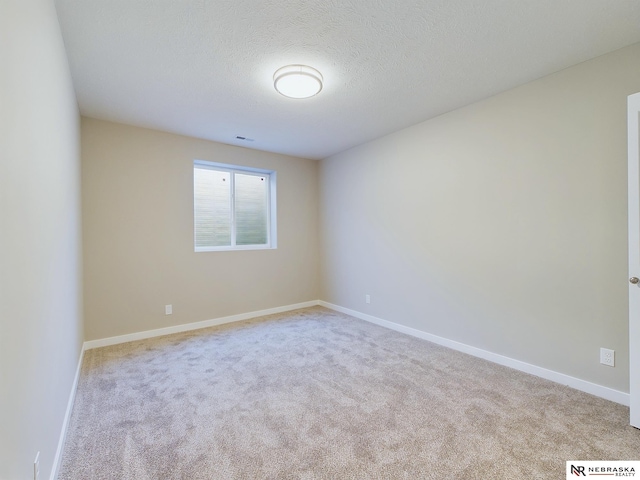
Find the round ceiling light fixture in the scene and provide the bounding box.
[273,64,323,99]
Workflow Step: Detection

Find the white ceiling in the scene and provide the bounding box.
[54,0,640,160]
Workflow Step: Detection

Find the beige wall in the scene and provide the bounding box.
[0,0,83,478]
[319,43,640,393]
[81,118,320,341]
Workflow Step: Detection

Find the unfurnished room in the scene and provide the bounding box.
[2,0,640,479]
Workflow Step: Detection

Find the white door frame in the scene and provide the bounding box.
[628,92,640,428]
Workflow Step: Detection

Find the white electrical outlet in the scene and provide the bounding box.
[600,348,615,367]
[365,294,371,304]
[34,452,39,480]
[165,304,172,315]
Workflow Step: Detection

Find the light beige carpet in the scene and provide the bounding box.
[59,307,640,479]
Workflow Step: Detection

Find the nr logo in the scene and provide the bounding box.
[570,465,586,476]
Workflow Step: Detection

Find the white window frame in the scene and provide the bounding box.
[194,160,277,252]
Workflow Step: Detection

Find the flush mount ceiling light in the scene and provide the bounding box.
[273,65,323,99]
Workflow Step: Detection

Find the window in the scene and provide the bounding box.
[194,160,276,251]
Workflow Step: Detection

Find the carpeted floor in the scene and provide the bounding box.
[58,307,640,479]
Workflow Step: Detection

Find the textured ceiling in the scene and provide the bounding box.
[54,0,640,160]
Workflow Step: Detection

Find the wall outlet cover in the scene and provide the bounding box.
[600,348,615,367]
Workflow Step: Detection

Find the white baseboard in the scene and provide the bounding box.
[83,300,321,350]
[50,346,85,480]
[319,301,630,406]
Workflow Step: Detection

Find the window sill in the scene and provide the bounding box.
[195,245,276,253]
